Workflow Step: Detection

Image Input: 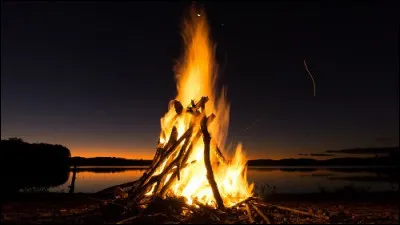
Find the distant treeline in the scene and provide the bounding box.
[1,138,71,193]
[70,147,399,167]
[71,156,152,166]
[248,155,399,167]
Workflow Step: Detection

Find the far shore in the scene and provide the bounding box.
[70,153,399,168]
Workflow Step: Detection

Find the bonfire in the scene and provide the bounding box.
[116,5,330,224]
[130,5,253,208]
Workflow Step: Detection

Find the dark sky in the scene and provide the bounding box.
[1,2,399,159]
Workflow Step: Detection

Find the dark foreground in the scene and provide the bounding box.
[2,191,399,224]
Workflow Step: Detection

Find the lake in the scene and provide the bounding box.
[49,166,398,194]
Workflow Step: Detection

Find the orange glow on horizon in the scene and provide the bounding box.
[71,148,154,160]
[71,149,313,160]
[70,146,339,161]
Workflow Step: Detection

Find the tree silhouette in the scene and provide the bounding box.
[1,138,71,194]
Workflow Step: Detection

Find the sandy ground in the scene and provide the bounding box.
[2,192,399,224]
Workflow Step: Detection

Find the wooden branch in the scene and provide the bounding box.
[134,175,160,201]
[245,203,254,223]
[173,100,184,115]
[201,113,227,166]
[149,147,163,169]
[201,115,225,210]
[187,96,209,115]
[141,159,198,198]
[159,155,198,198]
[154,128,193,194]
[251,204,271,224]
[163,126,178,152]
[116,213,164,224]
[193,199,223,222]
[159,139,198,197]
[232,197,256,208]
[175,129,193,181]
[213,145,228,165]
[116,215,140,224]
[132,125,178,195]
[195,96,209,110]
[255,202,330,220]
[130,127,193,199]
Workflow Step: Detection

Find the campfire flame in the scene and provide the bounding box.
[146,6,254,208]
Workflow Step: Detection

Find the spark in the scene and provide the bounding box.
[304,59,316,97]
[243,118,260,133]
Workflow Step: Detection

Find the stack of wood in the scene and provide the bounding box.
[115,97,330,224]
[129,96,227,209]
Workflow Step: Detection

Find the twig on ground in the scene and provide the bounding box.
[255,202,330,220]
[252,204,271,224]
[245,203,254,223]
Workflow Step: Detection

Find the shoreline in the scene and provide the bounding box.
[3,191,399,224]
[4,190,399,202]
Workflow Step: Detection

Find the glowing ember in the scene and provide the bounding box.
[143,6,254,208]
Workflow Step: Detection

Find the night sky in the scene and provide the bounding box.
[1,2,398,159]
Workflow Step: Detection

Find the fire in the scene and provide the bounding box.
[147,6,254,208]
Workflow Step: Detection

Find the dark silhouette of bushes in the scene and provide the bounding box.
[1,138,71,193]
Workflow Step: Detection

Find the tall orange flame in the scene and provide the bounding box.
[150,6,253,208]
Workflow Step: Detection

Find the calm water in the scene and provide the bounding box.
[49,166,398,194]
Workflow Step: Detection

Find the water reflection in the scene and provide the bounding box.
[48,166,398,194]
[51,169,145,193]
[10,168,70,193]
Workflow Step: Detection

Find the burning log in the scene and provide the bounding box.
[201,115,225,209]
